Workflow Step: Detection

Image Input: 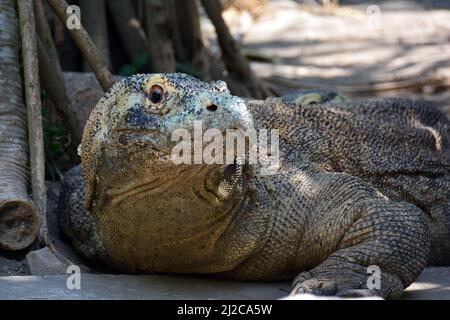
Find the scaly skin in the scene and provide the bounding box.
[58,73,450,298]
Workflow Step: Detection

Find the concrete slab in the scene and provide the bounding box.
[404,267,450,300]
[0,274,290,300]
[26,248,67,276]
[1,267,449,300]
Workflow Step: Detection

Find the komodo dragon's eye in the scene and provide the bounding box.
[149,85,164,103]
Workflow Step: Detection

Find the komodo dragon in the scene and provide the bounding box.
[58,73,450,298]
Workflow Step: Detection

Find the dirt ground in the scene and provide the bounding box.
[206,0,450,112]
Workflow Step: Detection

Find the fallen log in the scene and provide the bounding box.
[0,0,40,250]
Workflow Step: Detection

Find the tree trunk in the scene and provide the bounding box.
[37,37,83,145]
[79,0,111,71]
[144,0,176,72]
[173,0,211,80]
[0,0,40,251]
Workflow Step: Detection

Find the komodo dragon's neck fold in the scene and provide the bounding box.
[90,159,264,273]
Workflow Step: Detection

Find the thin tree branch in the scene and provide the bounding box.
[200,0,269,98]
[34,0,82,145]
[36,37,83,145]
[173,0,211,80]
[17,0,47,244]
[34,0,61,75]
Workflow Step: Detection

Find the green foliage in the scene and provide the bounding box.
[43,121,66,158]
[42,99,67,181]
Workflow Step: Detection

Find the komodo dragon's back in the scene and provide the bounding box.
[247,97,450,265]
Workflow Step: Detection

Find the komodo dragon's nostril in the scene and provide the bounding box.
[206,104,218,112]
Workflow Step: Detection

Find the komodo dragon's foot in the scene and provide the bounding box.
[289,172,430,299]
[291,260,404,298]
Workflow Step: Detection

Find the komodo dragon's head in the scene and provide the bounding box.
[77,73,258,272]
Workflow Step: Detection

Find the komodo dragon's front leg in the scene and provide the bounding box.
[290,172,430,298]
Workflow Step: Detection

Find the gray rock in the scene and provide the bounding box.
[0,256,29,276]
[63,72,125,134]
[45,181,91,272]
[25,247,67,276]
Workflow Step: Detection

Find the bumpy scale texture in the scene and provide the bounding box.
[58,73,450,298]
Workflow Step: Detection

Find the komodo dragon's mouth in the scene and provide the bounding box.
[115,128,159,145]
[116,128,159,134]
